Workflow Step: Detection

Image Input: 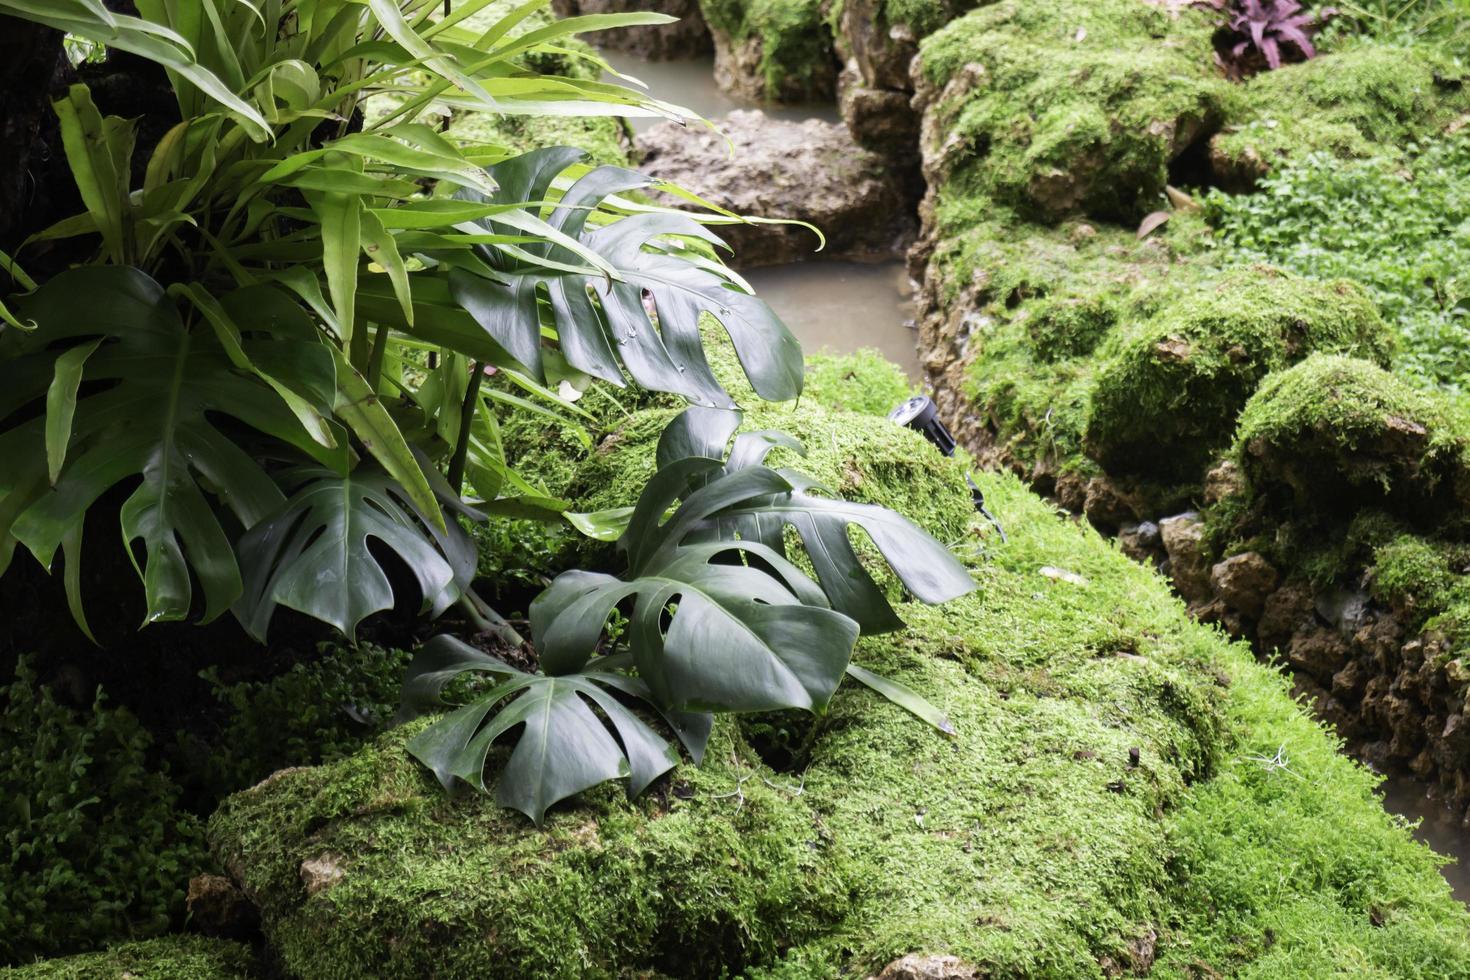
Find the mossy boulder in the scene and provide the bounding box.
[699,0,837,102]
[1234,354,1470,522]
[208,389,1470,978]
[1210,44,1470,189]
[0,937,255,980]
[917,0,1234,222]
[1084,269,1393,483]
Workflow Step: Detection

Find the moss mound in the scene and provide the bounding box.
[1084,269,1393,482]
[208,389,1470,978]
[1210,43,1470,189]
[0,938,254,980]
[919,0,1233,222]
[1234,354,1470,521]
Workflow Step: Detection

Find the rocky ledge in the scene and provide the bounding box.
[637,108,915,267]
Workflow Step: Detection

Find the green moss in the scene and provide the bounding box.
[1,659,208,965]
[699,0,835,101]
[1233,354,1470,520]
[209,395,1470,979]
[799,349,915,417]
[1152,658,1470,979]
[1211,44,1470,185]
[0,938,255,980]
[1085,269,1393,482]
[928,211,1214,486]
[919,0,1234,222]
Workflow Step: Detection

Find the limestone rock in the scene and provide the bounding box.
[1209,552,1279,620]
[551,0,710,59]
[299,854,345,897]
[636,109,913,266]
[872,954,982,980]
[1160,511,1211,604]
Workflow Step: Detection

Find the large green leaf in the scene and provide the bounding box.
[449,148,803,407]
[400,635,688,826]
[234,464,476,641]
[648,406,977,633]
[400,409,972,820]
[0,267,332,625]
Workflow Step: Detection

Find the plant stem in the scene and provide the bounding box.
[457,590,525,648]
[446,360,485,491]
[366,323,390,390]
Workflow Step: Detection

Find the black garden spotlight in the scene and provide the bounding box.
[888,395,1006,541]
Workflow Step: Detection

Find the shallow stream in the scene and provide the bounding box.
[606,47,1470,905]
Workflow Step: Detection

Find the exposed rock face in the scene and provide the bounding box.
[1160,512,1210,605]
[552,0,711,59]
[299,854,345,897]
[1209,552,1278,621]
[833,0,922,155]
[872,954,983,980]
[636,108,914,266]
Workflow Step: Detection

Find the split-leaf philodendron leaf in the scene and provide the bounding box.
[402,408,975,824]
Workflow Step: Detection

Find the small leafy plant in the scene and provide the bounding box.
[1205,0,1337,73]
[400,406,974,824]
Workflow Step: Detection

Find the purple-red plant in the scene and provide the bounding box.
[1215,0,1336,71]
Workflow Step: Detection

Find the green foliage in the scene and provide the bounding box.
[185,643,412,800]
[1205,138,1470,391]
[1325,0,1470,58]
[0,936,254,980]
[0,2,811,648]
[402,407,973,823]
[0,658,207,966]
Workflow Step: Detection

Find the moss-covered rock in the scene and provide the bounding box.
[208,388,1470,979]
[1209,43,1470,189]
[1084,269,1394,483]
[0,938,255,980]
[699,0,837,102]
[917,0,1234,223]
[1234,354,1470,521]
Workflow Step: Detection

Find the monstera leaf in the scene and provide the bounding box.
[649,406,976,632]
[401,409,975,822]
[448,147,803,408]
[0,267,337,626]
[234,463,477,641]
[401,635,710,826]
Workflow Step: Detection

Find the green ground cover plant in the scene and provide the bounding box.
[1206,137,1470,391]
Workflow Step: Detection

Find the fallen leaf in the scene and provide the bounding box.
[1137,211,1171,240]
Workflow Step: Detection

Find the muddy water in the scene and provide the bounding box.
[1380,775,1470,902]
[743,260,922,381]
[605,48,1470,903]
[600,51,841,132]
